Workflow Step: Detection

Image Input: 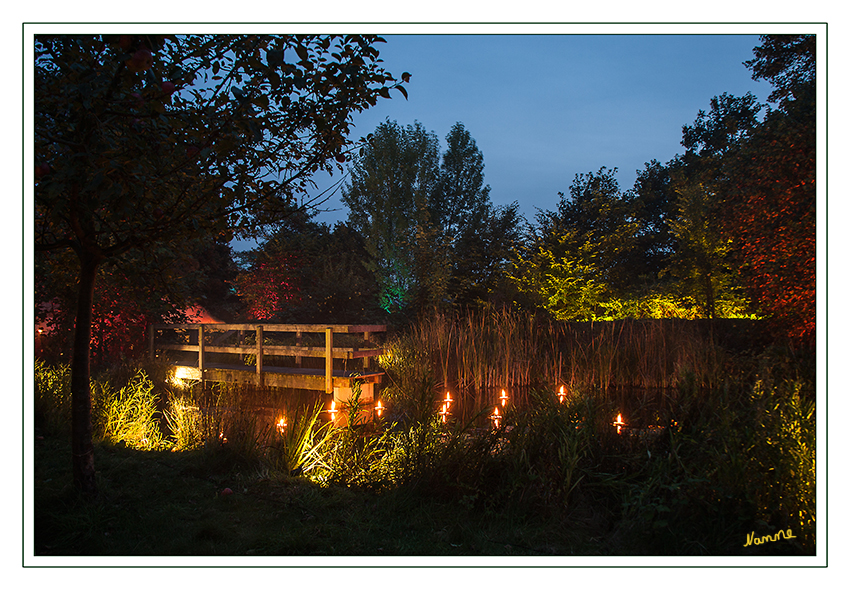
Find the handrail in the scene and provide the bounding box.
[149,323,386,393]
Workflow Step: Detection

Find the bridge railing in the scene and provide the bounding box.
[149,323,386,394]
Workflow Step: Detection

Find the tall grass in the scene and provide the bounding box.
[163,391,205,451]
[379,309,738,426]
[267,400,332,477]
[34,360,71,436]
[92,370,163,450]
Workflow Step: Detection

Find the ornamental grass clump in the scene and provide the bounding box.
[164,392,205,451]
[267,400,331,478]
[316,419,388,489]
[93,370,163,451]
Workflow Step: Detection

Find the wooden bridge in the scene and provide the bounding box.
[148,323,386,403]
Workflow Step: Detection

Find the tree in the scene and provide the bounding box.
[343,119,513,316]
[432,122,491,239]
[726,36,816,343]
[235,214,385,324]
[682,35,815,342]
[628,159,680,285]
[34,34,407,496]
[664,183,741,319]
[744,34,815,111]
[509,228,607,321]
[449,202,523,308]
[342,119,447,315]
[681,92,764,159]
[509,168,633,320]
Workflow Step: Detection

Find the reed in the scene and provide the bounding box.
[379,310,736,426]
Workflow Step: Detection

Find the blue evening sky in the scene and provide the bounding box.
[304,34,767,228]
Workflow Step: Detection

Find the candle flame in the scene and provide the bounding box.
[490,405,502,428]
[328,401,338,423]
[613,412,626,434]
[276,416,287,434]
[557,385,566,403]
[376,400,384,418]
[439,402,449,423]
[500,389,508,407]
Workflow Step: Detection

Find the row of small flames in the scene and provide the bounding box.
[273,385,628,435]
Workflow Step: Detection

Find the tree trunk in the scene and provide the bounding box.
[71,252,99,498]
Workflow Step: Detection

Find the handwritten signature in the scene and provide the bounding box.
[744,528,796,547]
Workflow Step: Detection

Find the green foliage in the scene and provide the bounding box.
[164,392,205,451]
[34,360,71,435]
[314,390,391,489]
[745,376,816,539]
[615,354,815,554]
[267,401,332,477]
[93,370,163,451]
[664,182,745,319]
[501,389,600,506]
[343,119,514,316]
[509,232,607,320]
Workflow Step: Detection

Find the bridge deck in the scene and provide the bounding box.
[153,322,387,399]
[172,361,385,391]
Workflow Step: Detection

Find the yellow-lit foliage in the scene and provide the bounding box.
[94,370,163,451]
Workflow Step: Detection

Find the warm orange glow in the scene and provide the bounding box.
[375,400,384,418]
[328,400,338,423]
[276,416,287,434]
[557,385,566,403]
[489,405,501,429]
[444,391,453,407]
[439,402,449,423]
[219,431,228,444]
[499,389,508,407]
[170,365,201,387]
[613,413,626,434]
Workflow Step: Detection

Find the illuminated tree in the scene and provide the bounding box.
[681,34,815,342]
[664,182,744,319]
[34,34,406,496]
[512,167,635,319]
[342,119,446,315]
[234,253,301,320]
[736,35,815,344]
[509,230,607,321]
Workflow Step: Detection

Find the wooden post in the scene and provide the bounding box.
[256,325,264,386]
[295,330,302,368]
[325,327,333,394]
[362,330,370,372]
[198,324,205,374]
